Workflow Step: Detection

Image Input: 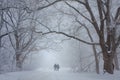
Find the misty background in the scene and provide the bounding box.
[0,0,120,75]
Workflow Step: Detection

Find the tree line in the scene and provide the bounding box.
[0,0,120,74]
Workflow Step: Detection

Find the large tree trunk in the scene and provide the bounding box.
[103,54,114,74]
[16,54,22,70]
[99,32,114,74]
[15,34,23,70]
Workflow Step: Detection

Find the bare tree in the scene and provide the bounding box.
[0,0,63,72]
[61,0,120,74]
[34,0,120,74]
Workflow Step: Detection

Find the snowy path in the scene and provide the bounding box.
[0,69,120,80]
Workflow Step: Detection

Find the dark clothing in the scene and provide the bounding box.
[54,64,60,71]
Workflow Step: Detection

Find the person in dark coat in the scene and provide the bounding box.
[54,64,60,71]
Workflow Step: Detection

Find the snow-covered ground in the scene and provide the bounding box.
[0,68,120,80]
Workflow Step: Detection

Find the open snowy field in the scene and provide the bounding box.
[0,69,120,80]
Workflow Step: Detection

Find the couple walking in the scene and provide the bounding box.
[54,64,60,71]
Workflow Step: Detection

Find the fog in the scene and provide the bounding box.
[0,0,120,75]
[23,37,95,72]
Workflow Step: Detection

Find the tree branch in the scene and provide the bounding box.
[97,0,104,32]
[74,0,86,5]
[0,31,13,39]
[35,30,99,45]
[116,35,120,48]
[84,0,100,35]
[37,0,62,11]
[64,1,92,23]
